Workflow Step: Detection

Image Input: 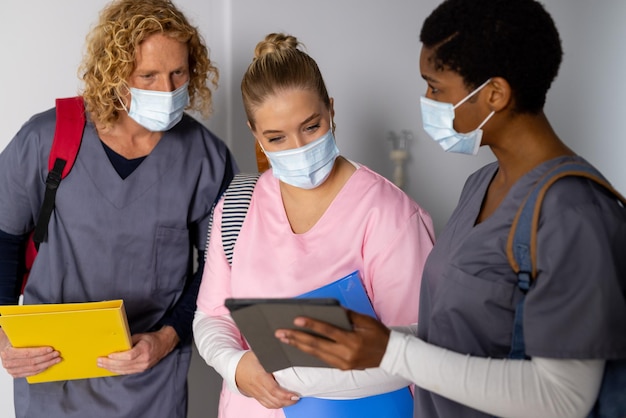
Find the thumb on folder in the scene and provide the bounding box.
[0,327,61,379]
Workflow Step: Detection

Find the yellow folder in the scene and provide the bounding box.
[0,299,132,384]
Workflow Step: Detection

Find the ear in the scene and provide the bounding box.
[485,77,512,112]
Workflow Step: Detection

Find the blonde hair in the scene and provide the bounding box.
[241,33,331,131]
[79,0,218,129]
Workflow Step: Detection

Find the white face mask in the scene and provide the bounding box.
[262,128,340,189]
[125,82,189,132]
[420,78,494,155]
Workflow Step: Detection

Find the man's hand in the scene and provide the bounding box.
[0,327,61,378]
[97,325,179,375]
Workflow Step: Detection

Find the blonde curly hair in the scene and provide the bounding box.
[79,0,218,130]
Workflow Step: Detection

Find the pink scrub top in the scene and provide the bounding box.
[197,165,435,418]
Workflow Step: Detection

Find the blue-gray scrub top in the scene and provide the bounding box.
[0,107,235,418]
[415,155,626,418]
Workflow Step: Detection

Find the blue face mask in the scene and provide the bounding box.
[262,128,340,189]
[420,79,494,155]
[126,82,189,132]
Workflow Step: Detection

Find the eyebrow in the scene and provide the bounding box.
[301,113,320,126]
[261,113,321,136]
[422,74,439,84]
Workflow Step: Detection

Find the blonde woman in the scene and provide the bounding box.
[194,33,435,418]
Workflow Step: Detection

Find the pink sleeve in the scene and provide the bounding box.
[366,206,435,326]
[196,197,233,316]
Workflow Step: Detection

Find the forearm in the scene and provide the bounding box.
[193,310,247,394]
[160,250,205,343]
[273,326,417,398]
[154,325,179,354]
[381,330,604,418]
[274,366,411,399]
[0,229,25,305]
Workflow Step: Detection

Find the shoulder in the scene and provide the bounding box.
[529,158,626,278]
[540,175,626,243]
[172,114,234,162]
[176,114,228,148]
[349,165,431,220]
[249,170,279,201]
[12,107,57,148]
[351,165,413,200]
[0,107,57,172]
[533,157,625,221]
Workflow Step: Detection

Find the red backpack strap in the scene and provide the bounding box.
[31,96,86,248]
[49,96,86,176]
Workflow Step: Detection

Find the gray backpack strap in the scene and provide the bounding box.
[204,173,261,265]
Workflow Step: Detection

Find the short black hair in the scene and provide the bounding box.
[420,0,562,114]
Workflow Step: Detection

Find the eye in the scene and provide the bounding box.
[267,135,284,143]
[305,123,320,133]
[428,84,439,94]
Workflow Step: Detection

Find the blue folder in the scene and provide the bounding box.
[283,270,413,418]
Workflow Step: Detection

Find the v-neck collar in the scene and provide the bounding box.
[76,120,184,209]
[471,155,584,229]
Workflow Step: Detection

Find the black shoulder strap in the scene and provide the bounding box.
[32,97,85,249]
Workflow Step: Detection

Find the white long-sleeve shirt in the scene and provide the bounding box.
[381,326,604,418]
[193,311,411,398]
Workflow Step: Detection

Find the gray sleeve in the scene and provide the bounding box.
[0,111,53,235]
[524,177,626,358]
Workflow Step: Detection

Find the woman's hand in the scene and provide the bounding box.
[97,325,179,375]
[0,328,61,378]
[235,351,300,409]
[275,309,391,370]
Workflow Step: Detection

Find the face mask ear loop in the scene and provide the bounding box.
[257,140,267,154]
[477,110,496,130]
[453,78,493,110]
[117,84,132,114]
[119,100,129,114]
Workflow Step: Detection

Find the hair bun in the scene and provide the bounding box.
[254,33,300,59]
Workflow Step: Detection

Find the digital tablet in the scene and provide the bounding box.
[224,297,352,372]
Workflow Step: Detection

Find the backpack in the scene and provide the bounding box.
[506,160,626,418]
[204,172,261,265]
[21,96,86,294]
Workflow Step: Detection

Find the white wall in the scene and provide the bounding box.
[1,1,625,417]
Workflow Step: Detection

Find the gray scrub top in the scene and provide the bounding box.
[0,108,234,418]
[415,155,626,418]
